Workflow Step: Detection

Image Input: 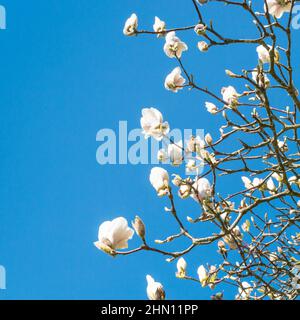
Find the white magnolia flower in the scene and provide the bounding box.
[265,0,292,19]
[123,13,138,36]
[197,265,208,287]
[149,167,169,196]
[251,69,270,88]
[176,257,187,278]
[205,102,218,114]
[168,141,183,166]
[153,16,166,36]
[146,275,165,300]
[94,217,134,253]
[221,86,239,106]
[163,31,188,58]
[238,282,253,300]
[191,178,212,201]
[140,107,169,141]
[256,45,279,64]
[164,67,186,92]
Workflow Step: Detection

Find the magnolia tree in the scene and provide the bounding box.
[95,0,300,300]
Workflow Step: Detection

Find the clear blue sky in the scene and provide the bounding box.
[0,0,299,300]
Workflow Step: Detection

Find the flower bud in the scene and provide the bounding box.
[211,292,223,300]
[267,177,276,191]
[197,41,209,52]
[218,240,226,250]
[132,216,146,240]
[149,167,170,196]
[172,174,182,187]
[205,133,213,146]
[217,240,227,258]
[240,198,247,208]
[194,24,207,35]
[242,220,250,233]
[94,239,116,256]
[208,265,217,289]
[178,184,192,199]
[225,69,236,77]
[176,257,187,278]
[205,102,218,114]
[197,265,208,287]
[187,216,194,223]
[146,275,165,300]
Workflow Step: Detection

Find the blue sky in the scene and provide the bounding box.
[0,0,299,300]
